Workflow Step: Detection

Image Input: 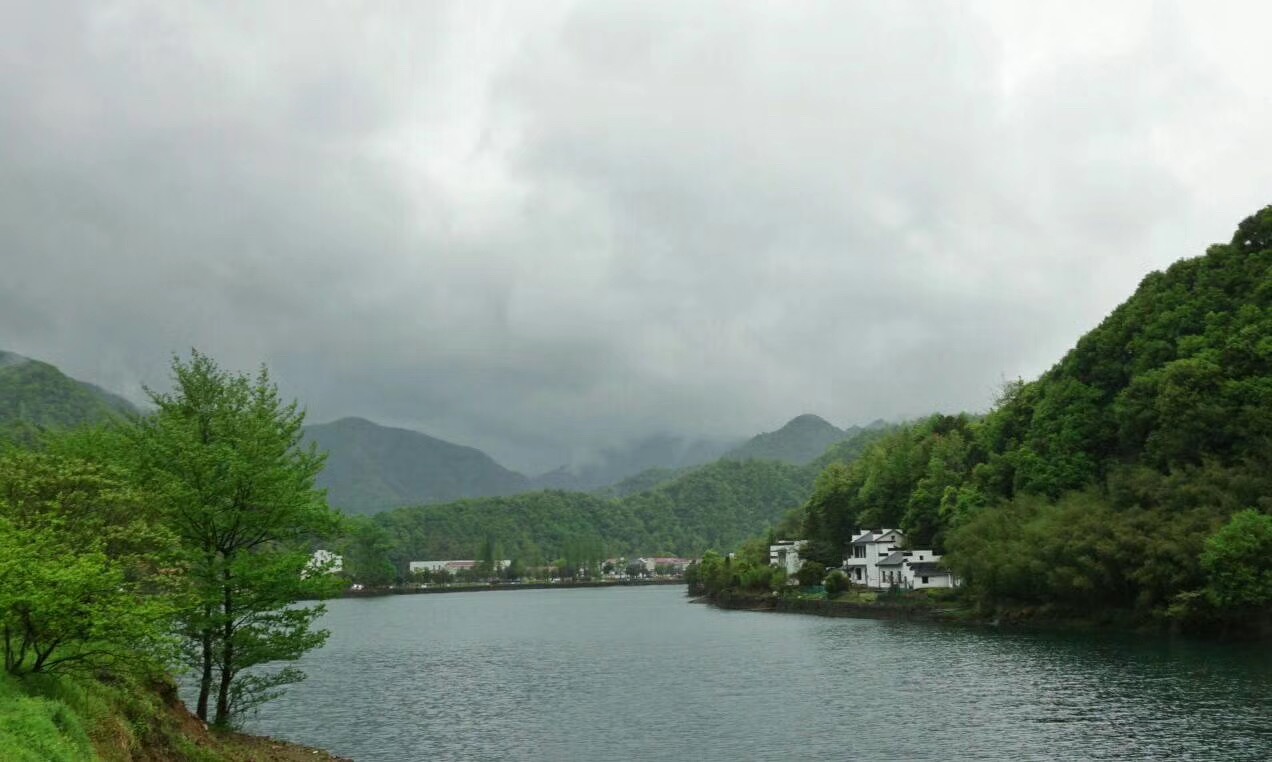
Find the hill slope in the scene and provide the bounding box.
[305,417,531,515]
[373,457,819,564]
[529,433,738,492]
[0,351,138,445]
[797,205,1272,627]
[723,413,855,464]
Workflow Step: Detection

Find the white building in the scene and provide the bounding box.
[844,529,904,588]
[408,559,510,575]
[844,529,957,589]
[303,549,343,578]
[769,540,808,576]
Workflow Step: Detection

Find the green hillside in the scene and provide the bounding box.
[797,206,1272,629]
[305,417,532,514]
[723,413,853,464]
[0,351,137,446]
[370,457,819,567]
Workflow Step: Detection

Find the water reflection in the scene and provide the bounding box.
[246,587,1272,761]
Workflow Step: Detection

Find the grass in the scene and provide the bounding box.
[0,668,349,761]
[0,672,95,761]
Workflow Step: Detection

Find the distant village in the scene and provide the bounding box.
[312,530,956,593]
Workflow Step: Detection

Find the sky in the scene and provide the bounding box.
[2,0,1270,474]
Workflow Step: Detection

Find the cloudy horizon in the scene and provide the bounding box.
[3,1,1270,473]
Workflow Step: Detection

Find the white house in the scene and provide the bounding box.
[769,540,808,576]
[844,530,957,589]
[844,529,905,588]
[303,549,343,578]
[408,559,510,575]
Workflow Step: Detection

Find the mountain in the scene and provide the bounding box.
[0,351,138,445]
[374,457,819,562]
[723,413,856,465]
[304,417,532,515]
[529,433,739,492]
[797,205,1272,627]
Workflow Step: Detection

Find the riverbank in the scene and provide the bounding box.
[0,670,348,762]
[696,587,1270,639]
[342,577,685,598]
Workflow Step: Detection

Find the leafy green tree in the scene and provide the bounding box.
[340,516,397,587]
[1201,510,1272,612]
[0,450,177,675]
[129,351,338,727]
[795,560,827,588]
[824,570,848,598]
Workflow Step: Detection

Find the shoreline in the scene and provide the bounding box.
[340,577,685,598]
[695,589,1270,641]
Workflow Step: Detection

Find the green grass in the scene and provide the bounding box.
[0,672,96,761]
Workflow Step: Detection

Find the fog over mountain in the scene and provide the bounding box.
[3,1,1272,473]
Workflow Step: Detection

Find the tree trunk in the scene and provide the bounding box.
[196,615,213,721]
[214,567,234,727]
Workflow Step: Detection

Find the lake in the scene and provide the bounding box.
[245,586,1272,761]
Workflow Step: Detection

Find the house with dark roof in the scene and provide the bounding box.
[843,529,957,589]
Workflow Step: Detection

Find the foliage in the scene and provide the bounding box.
[824,570,849,597]
[338,515,398,586]
[129,351,338,727]
[0,451,177,676]
[368,457,816,568]
[1201,510,1272,611]
[723,414,853,465]
[795,560,826,588]
[793,206,1272,627]
[0,351,137,434]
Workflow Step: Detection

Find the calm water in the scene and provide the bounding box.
[245,586,1272,761]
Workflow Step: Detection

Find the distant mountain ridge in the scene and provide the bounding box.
[530,433,739,493]
[304,417,532,515]
[723,413,881,465]
[0,350,138,445]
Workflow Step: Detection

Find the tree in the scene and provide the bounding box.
[341,516,397,587]
[1201,510,1272,612]
[0,450,177,676]
[130,351,337,727]
[824,570,849,598]
[796,560,827,588]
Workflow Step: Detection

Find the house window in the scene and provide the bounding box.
[853,546,865,558]
[922,576,929,584]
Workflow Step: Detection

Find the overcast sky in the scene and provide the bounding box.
[3,1,1270,473]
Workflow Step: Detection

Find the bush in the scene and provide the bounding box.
[795,560,826,588]
[824,570,848,597]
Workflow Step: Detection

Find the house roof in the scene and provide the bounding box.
[909,562,949,576]
[878,551,907,566]
[851,532,876,544]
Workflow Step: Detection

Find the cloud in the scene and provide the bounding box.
[2,0,1270,472]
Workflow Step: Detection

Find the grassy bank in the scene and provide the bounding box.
[700,586,1272,639]
[0,671,347,762]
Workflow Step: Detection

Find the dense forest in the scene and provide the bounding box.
[792,206,1272,629]
[341,457,819,582]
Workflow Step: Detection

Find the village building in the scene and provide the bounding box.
[638,557,696,575]
[408,559,510,575]
[844,529,957,589]
[768,539,808,576]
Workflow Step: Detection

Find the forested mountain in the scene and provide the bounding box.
[797,206,1272,628]
[723,413,853,464]
[304,417,533,514]
[530,433,739,492]
[0,350,137,446]
[369,456,818,567]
